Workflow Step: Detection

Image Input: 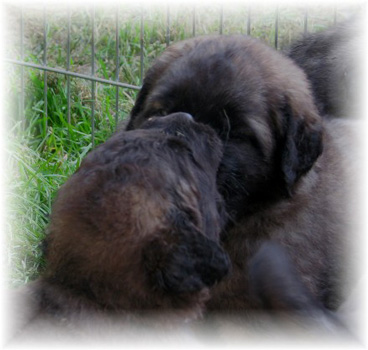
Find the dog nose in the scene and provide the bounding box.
[181,113,193,121]
[169,112,193,121]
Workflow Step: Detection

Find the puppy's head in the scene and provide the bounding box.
[44,113,230,316]
[127,35,323,219]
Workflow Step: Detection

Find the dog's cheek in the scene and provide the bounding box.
[142,238,206,294]
[181,231,231,288]
[142,234,231,294]
[194,239,231,287]
[160,247,207,293]
[159,237,231,293]
[142,238,170,291]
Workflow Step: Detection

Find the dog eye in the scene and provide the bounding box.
[167,137,192,154]
[155,109,167,116]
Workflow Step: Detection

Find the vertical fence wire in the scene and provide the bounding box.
[166,5,170,47]
[304,7,308,33]
[219,5,224,34]
[67,6,71,124]
[192,6,196,37]
[274,5,279,49]
[13,4,345,137]
[20,5,25,126]
[247,6,251,35]
[43,5,48,131]
[140,7,144,84]
[115,5,120,128]
[91,5,96,147]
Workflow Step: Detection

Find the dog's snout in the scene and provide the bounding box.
[168,112,193,121]
[181,113,193,121]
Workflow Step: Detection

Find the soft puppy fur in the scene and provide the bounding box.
[9,113,230,340]
[287,18,366,118]
[127,35,363,314]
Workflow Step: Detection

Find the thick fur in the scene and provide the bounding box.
[127,35,323,222]
[287,18,366,118]
[127,35,363,313]
[15,113,230,330]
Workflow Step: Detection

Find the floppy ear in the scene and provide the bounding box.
[280,104,323,196]
[126,83,153,130]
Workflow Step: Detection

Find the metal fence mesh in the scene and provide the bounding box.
[3,1,365,286]
[4,2,362,146]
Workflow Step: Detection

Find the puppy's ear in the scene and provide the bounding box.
[280,103,323,196]
[126,83,153,130]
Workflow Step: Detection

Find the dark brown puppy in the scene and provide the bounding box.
[13,113,230,333]
[127,35,362,314]
[287,18,365,118]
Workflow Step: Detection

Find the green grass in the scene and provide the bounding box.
[5,74,119,286]
[4,2,364,286]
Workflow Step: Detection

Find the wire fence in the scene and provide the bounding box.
[4,2,359,146]
[4,2,364,286]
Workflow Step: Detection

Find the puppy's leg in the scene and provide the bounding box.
[248,241,343,331]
